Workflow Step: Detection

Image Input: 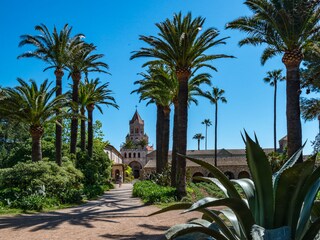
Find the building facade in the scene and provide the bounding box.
[120,110,154,178]
[105,145,124,182]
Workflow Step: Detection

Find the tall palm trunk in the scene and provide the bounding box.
[87,104,94,158]
[214,103,218,167]
[70,71,81,154]
[156,104,164,173]
[273,80,277,152]
[162,106,170,170]
[171,100,178,187]
[205,125,208,150]
[197,139,200,150]
[176,70,190,199]
[80,107,86,152]
[30,126,44,162]
[283,51,302,162]
[54,68,64,166]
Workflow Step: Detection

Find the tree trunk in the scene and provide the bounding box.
[162,106,170,170]
[54,68,64,166]
[171,100,178,187]
[80,107,86,152]
[197,139,200,150]
[156,104,164,173]
[87,104,94,158]
[214,103,218,167]
[30,126,44,162]
[282,52,302,162]
[274,80,277,152]
[205,125,208,150]
[176,70,190,199]
[70,71,81,155]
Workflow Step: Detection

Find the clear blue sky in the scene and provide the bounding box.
[0,0,318,154]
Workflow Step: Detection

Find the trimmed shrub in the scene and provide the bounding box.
[0,161,83,207]
[133,180,177,204]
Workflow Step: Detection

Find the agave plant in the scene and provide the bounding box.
[152,133,320,240]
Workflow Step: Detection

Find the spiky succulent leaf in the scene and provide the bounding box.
[185,197,254,239]
[165,223,229,240]
[231,178,258,222]
[273,160,314,236]
[181,154,241,200]
[244,132,274,228]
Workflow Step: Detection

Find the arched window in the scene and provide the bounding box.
[135,127,139,133]
[133,153,136,158]
[129,153,131,158]
[138,153,140,158]
[124,153,127,158]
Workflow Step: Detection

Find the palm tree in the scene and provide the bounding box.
[201,87,227,167]
[82,78,118,157]
[193,133,204,150]
[66,44,109,155]
[263,69,285,152]
[227,0,320,161]
[132,65,175,173]
[201,119,212,150]
[131,12,233,198]
[0,79,67,162]
[18,23,84,166]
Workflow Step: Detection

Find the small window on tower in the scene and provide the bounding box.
[124,153,127,158]
[135,128,139,133]
[129,153,131,158]
[138,153,140,158]
[133,153,136,158]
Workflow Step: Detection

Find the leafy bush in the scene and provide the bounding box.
[76,146,112,186]
[147,165,171,186]
[0,161,84,207]
[124,165,134,183]
[133,180,177,204]
[83,183,113,199]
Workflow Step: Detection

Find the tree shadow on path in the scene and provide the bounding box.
[0,185,146,232]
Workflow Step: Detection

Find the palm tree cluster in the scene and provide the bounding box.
[227,0,320,161]
[131,12,233,198]
[0,23,118,164]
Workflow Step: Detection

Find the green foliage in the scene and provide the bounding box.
[267,151,287,173]
[124,165,134,183]
[76,145,111,186]
[133,181,177,204]
[147,165,171,186]
[153,134,320,240]
[0,161,84,210]
[83,183,113,199]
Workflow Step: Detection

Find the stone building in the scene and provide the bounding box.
[105,145,124,182]
[120,110,154,178]
[143,148,273,180]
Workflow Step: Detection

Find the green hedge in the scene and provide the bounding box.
[133,181,177,204]
[0,161,84,210]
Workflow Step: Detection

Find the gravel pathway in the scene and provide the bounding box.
[0,184,200,240]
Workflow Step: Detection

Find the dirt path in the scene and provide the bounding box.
[0,184,200,240]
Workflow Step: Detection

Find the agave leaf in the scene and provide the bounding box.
[296,165,320,239]
[273,143,305,188]
[273,160,314,234]
[186,197,255,239]
[194,176,228,197]
[244,132,274,228]
[200,208,239,240]
[189,218,212,228]
[312,201,320,220]
[301,217,320,240]
[217,208,242,238]
[148,202,192,216]
[165,223,229,240]
[180,154,241,200]
[231,178,258,222]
